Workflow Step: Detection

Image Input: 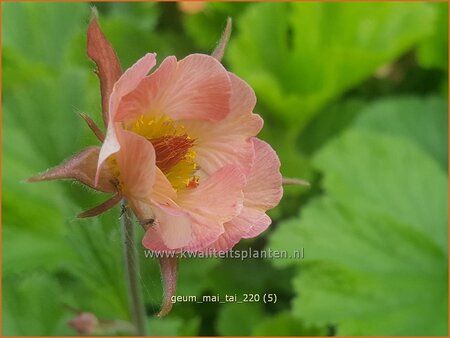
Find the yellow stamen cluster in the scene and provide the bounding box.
[127,115,199,191]
[129,115,188,140]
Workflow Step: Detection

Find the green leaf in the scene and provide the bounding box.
[417,2,448,71]
[101,17,193,70]
[354,96,448,169]
[293,257,447,335]
[177,316,201,336]
[228,2,435,128]
[298,99,367,156]
[2,274,72,336]
[147,316,182,336]
[316,131,447,254]
[269,131,448,335]
[2,62,103,275]
[252,312,326,336]
[147,315,200,336]
[182,2,251,52]
[2,226,76,276]
[5,67,96,163]
[208,258,274,296]
[2,47,52,91]
[65,216,129,319]
[2,146,68,235]
[216,302,266,336]
[2,113,79,275]
[102,2,160,31]
[178,257,220,296]
[2,2,89,67]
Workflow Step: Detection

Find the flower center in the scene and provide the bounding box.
[127,115,199,191]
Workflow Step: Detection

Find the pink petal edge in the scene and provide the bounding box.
[96,53,157,184]
[205,138,283,251]
[117,53,232,123]
[115,128,156,202]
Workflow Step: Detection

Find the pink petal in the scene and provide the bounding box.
[142,211,223,253]
[162,53,231,121]
[204,220,244,252]
[204,138,282,250]
[143,166,246,253]
[109,53,156,123]
[145,165,246,252]
[115,129,156,202]
[96,123,120,185]
[205,207,271,251]
[87,15,122,126]
[96,53,157,180]
[126,168,176,227]
[152,167,177,203]
[178,165,246,223]
[182,73,263,176]
[118,54,232,122]
[228,72,259,120]
[244,138,283,210]
[28,146,116,193]
[183,214,225,252]
[147,203,192,250]
[115,56,177,123]
[241,211,271,239]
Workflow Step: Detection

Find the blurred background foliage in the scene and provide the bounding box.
[2,1,448,336]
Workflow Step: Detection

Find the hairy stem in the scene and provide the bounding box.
[121,199,147,335]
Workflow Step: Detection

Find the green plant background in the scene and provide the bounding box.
[2,2,448,336]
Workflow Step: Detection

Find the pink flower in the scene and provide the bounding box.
[29,14,283,316]
[31,17,283,254]
[95,50,282,253]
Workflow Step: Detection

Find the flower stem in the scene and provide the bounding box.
[121,199,147,336]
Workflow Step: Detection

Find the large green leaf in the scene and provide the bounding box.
[65,216,129,320]
[147,316,182,336]
[354,96,448,169]
[252,312,326,336]
[216,302,266,336]
[2,226,76,276]
[228,2,435,128]
[2,274,73,336]
[100,15,193,70]
[2,63,102,274]
[269,131,448,335]
[417,2,448,71]
[3,67,96,165]
[182,2,251,52]
[316,131,447,254]
[297,99,367,156]
[2,2,89,67]
[146,314,200,336]
[2,110,78,274]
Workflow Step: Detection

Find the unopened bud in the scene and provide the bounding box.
[68,312,99,335]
